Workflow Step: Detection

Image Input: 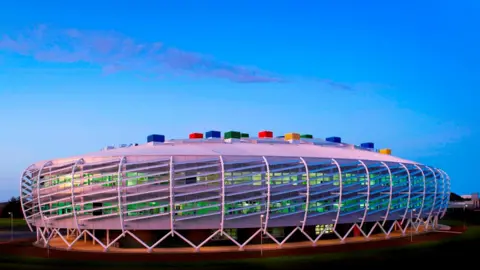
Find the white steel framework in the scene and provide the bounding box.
[21,150,450,252]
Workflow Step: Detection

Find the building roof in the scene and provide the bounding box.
[32,138,418,166]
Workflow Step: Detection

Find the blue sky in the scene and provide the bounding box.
[0,1,478,200]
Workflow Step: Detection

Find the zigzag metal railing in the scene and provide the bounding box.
[36,214,436,252]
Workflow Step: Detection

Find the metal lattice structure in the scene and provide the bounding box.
[20,137,451,252]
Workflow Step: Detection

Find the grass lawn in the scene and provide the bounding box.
[440,219,466,227]
[0,218,27,228]
[1,226,480,269]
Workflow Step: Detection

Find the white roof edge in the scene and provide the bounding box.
[29,140,422,168]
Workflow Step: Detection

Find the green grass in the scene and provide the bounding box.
[439,219,465,227]
[2,227,480,269]
[0,218,27,228]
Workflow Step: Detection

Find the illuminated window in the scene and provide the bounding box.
[268,228,285,238]
[315,224,333,235]
[213,229,237,240]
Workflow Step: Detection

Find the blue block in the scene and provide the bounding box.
[276,136,285,138]
[205,130,221,138]
[326,136,341,143]
[147,134,165,143]
[361,142,374,149]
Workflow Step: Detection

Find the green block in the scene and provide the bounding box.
[241,133,249,138]
[225,131,241,139]
[300,134,313,139]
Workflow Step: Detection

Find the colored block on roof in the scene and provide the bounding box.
[241,133,249,138]
[326,136,341,143]
[300,134,313,139]
[189,133,204,139]
[205,130,221,139]
[225,131,241,139]
[285,133,300,141]
[259,130,273,138]
[379,148,392,155]
[147,134,165,143]
[360,142,374,149]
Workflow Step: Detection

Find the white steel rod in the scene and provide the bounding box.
[169,156,175,235]
[19,165,36,232]
[442,169,451,218]
[400,163,412,224]
[117,157,126,233]
[435,168,445,217]
[262,156,271,232]
[426,166,438,226]
[331,158,343,231]
[381,162,393,227]
[414,164,426,221]
[37,161,53,228]
[438,169,450,218]
[358,160,370,228]
[71,158,84,231]
[299,157,310,231]
[219,155,225,234]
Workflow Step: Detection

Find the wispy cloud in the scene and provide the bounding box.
[0,25,382,90]
[318,79,354,91]
[315,79,392,92]
[0,25,284,83]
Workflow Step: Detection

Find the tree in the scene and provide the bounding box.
[0,196,22,218]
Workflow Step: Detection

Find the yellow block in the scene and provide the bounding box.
[379,148,392,155]
[285,133,300,141]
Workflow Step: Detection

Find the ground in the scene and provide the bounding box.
[0,225,478,269]
[1,213,479,269]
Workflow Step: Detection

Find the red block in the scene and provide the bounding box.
[189,133,204,139]
[353,226,361,237]
[258,130,273,138]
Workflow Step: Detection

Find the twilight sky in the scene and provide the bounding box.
[0,1,478,200]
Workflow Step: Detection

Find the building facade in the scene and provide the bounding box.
[20,131,451,251]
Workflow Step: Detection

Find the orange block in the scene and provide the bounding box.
[379,148,392,155]
[285,133,300,141]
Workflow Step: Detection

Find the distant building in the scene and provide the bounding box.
[449,192,479,209]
